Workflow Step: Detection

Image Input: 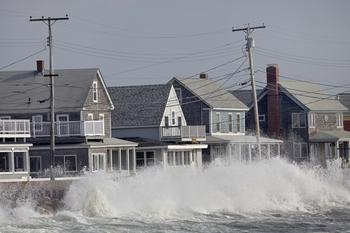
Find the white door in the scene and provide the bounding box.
[57,114,69,136]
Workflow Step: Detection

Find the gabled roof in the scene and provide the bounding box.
[0,68,105,113]
[229,89,264,107]
[108,84,172,128]
[278,80,347,111]
[338,93,350,114]
[170,77,248,110]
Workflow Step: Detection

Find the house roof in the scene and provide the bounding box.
[0,68,101,113]
[108,84,172,128]
[229,89,264,107]
[171,77,248,110]
[338,93,350,115]
[309,130,350,142]
[278,79,347,111]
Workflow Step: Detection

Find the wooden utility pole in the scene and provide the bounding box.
[30,15,69,180]
[232,24,265,160]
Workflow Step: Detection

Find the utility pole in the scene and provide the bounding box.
[232,24,265,160]
[30,15,69,180]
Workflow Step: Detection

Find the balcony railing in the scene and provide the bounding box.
[161,125,206,141]
[31,120,104,137]
[0,120,31,138]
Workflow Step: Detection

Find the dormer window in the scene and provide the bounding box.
[93,81,98,103]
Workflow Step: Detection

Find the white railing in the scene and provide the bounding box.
[161,125,206,140]
[0,120,31,138]
[31,120,104,137]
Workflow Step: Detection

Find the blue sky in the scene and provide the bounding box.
[1,0,350,92]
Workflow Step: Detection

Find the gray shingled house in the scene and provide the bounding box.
[232,64,350,165]
[0,60,137,178]
[108,84,207,169]
[169,74,282,164]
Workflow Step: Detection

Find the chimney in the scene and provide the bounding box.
[266,64,281,138]
[36,60,44,73]
[199,73,208,79]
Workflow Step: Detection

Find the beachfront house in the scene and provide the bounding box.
[0,118,32,180]
[233,64,349,165]
[108,84,207,169]
[169,74,282,164]
[0,60,137,177]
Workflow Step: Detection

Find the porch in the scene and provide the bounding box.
[0,119,31,138]
[31,120,104,137]
[160,125,206,142]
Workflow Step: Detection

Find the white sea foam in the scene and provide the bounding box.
[62,158,350,218]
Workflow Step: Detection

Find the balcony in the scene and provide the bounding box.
[160,125,206,142]
[31,120,105,137]
[0,120,31,138]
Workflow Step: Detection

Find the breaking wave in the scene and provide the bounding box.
[62,158,350,218]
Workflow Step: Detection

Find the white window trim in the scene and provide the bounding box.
[308,112,315,128]
[29,156,42,174]
[55,154,77,172]
[337,113,343,128]
[292,112,306,128]
[92,153,105,171]
[293,142,308,158]
[228,113,233,133]
[237,113,241,133]
[87,113,94,121]
[215,112,221,133]
[93,81,98,103]
[32,115,43,132]
[136,150,156,168]
[99,113,104,121]
[259,114,265,123]
[171,110,176,126]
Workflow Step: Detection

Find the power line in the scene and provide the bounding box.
[0,47,47,70]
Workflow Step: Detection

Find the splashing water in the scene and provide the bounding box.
[2,157,350,232]
[63,158,350,218]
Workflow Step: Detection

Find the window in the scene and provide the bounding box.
[309,113,315,128]
[228,113,233,132]
[56,114,69,136]
[293,143,308,159]
[32,115,43,132]
[164,116,169,127]
[259,114,266,123]
[55,155,77,172]
[14,152,25,172]
[0,152,10,172]
[292,113,306,128]
[184,151,190,165]
[99,113,104,121]
[237,113,241,132]
[324,114,329,122]
[178,116,182,126]
[136,152,145,167]
[92,81,98,103]
[87,113,94,121]
[167,152,174,166]
[175,152,182,165]
[146,151,155,166]
[30,156,41,173]
[171,111,175,125]
[175,88,182,103]
[92,153,105,171]
[337,113,343,128]
[215,112,220,133]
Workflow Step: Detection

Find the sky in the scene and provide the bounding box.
[1,0,350,92]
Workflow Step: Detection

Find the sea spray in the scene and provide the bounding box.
[62,158,350,218]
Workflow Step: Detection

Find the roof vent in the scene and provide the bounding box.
[199,73,208,79]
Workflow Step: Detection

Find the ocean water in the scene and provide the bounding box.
[1,158,350,233]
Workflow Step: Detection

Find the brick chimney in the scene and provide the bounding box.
[199,73,208,79]
[266,64,280,138]
[36,60,44,73]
